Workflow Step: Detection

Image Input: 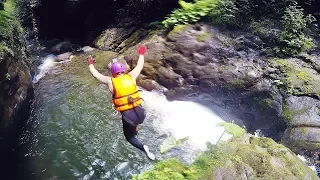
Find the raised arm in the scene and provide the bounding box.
[128,46,146,81]
[88,57,111,85]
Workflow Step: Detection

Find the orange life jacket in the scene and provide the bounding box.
[111,74,143,112]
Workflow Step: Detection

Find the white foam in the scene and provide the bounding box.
[140,90,233,151]
[32,55,57,83]
[298,154,307,162]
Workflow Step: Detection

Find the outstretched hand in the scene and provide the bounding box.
[138,46,147,55]
[88,56,95,65]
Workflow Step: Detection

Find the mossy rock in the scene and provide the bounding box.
[167,24,190,40]
[132,134,318,180]
[61,50,118,86]
[282,127,320,152]
[269,58,320,99]
[117,29,148,53]
[197,32,209,42]
[94,27,136,51]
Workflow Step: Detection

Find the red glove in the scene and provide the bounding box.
[88,56,95,65]
[138,46,147,55]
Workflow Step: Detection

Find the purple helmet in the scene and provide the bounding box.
[111,62,126,76]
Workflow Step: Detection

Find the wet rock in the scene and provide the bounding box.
[81,46,95,53]
[94,27,137,51]
[55,52,73,61]
[281,96,320,152]
[94,18,138,51]
[50,41,72,54]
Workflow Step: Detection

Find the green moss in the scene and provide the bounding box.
[168,24,189,38]
[258,98,273,111]
[269,58,320,98]
[193,148,232,179]
[197,32,209,42]
[270,58,292,73]
[94,35,105,47]
[133,134,318,180]
[228,79,245,89]
[217,122,246,138]
[131,158,195,180]
[63,50,118,86]
[289,139,320,151]
[296,70,311,82]
[281,102,294,125]
[118,30,144,52]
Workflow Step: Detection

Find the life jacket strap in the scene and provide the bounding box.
[112,90,139,100]
[114,96,142,108]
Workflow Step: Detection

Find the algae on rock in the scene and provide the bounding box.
[132,131,318,180]
[269,58,320,99]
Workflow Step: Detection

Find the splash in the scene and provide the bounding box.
[32,55,57,83]
[139,90,233,151]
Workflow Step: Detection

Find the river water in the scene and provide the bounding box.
[14,54,234,179]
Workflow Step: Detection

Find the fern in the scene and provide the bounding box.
[162,0,218,28]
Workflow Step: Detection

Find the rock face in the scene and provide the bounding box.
[0,52,34,155]
[94,18,138,51]
[118,23,320,153]
[281,96,320,152]
[120,24,286,141]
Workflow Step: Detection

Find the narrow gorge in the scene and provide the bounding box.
[1,0,320,179]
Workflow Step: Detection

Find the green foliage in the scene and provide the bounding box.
[217,122,246,138]
[279,5,316,55]
[0,0,24,57]
[162,0,218,28]
[209,0,238,27]
[235,0,295,21]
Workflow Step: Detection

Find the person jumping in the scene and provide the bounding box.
[87,45,155,160]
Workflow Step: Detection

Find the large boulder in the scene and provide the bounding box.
[50,41,72,54]
[93,18,138,51]
[132,133,319,180]
[281,96,320,152]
